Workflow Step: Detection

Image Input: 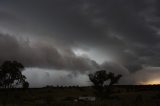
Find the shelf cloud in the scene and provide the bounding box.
[0,0,160,86]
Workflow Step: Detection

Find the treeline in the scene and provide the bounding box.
[43,85,81,88]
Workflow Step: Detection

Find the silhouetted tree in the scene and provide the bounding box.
[108,72,122,86]
[0,60,27,88]
[89,70,109,93]
[106,72,122,94]
[89,70,122,98]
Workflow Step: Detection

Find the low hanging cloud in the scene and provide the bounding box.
[23,68,90,87]
[0,0,160,72]
[1,33,158,86]
[0,33,137,85]
[0,33,99,72]
[1,0,160,86]
[0,33,159,86]
[133,67,160,85]
[23,63,136,87]
[22,65,160,87]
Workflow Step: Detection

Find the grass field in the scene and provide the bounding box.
[0,85,160,106]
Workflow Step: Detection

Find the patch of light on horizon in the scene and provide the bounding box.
[139,79,160,85]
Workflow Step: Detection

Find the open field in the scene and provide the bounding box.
[1,85,160,106]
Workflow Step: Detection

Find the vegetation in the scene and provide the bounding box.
[0,60,29,88]
[89,70,122,98]
[0,61,159,106]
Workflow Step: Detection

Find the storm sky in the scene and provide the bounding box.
[0,0,160,87]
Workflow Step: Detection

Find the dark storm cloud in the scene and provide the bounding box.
[0,34,99,72]
[0,0,160,85]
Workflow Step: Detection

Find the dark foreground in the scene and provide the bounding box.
[1,85,160,106]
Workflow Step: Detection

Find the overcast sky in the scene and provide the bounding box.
[0,0,160,87]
